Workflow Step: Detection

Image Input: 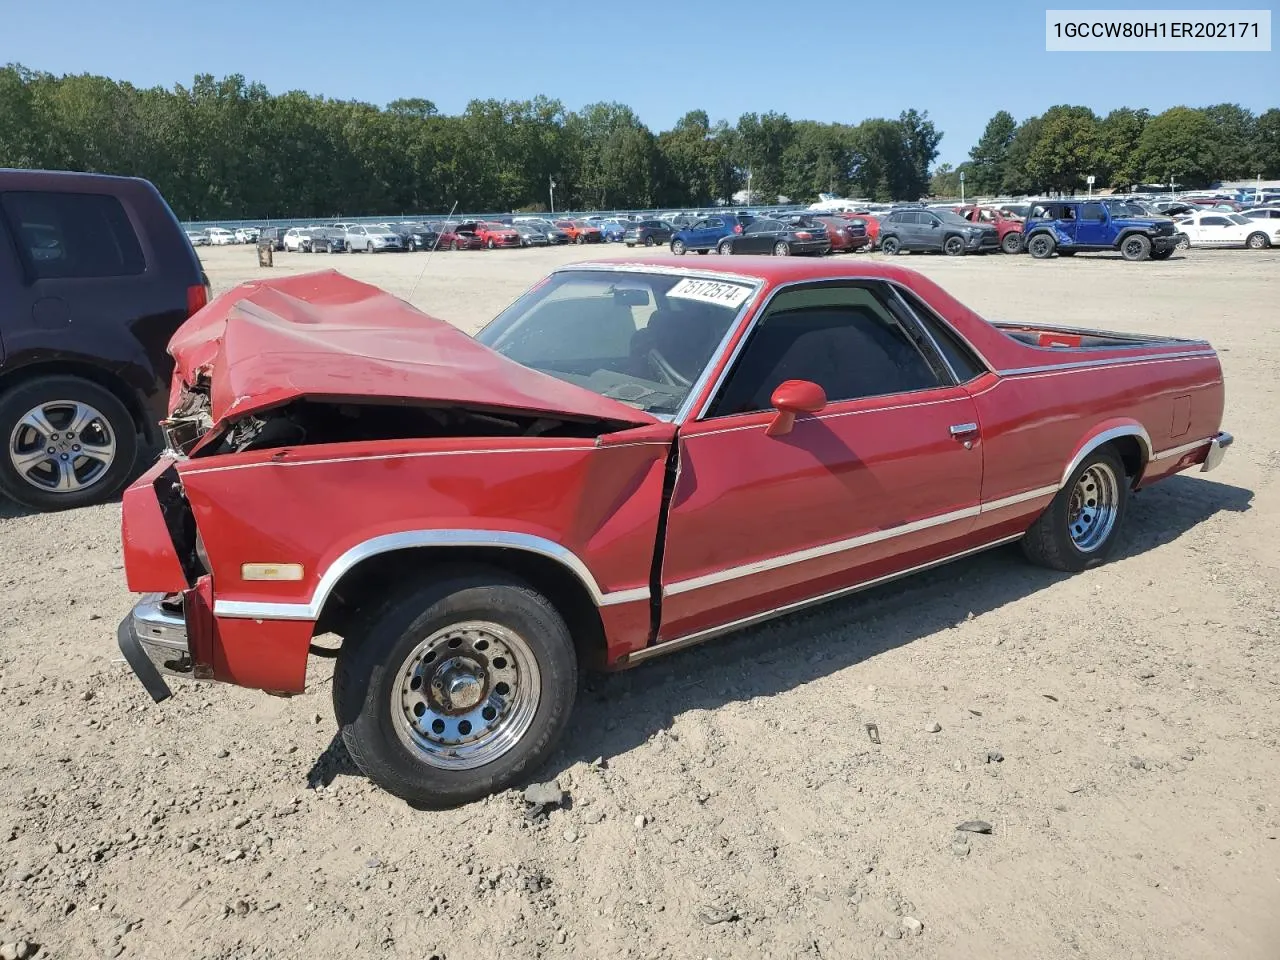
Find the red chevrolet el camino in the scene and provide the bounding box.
[118,260,1231,806]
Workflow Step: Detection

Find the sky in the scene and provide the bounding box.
[3,0,1277,167]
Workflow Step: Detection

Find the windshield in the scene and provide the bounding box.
[475,270,755,416]
[1107,201,1147,216]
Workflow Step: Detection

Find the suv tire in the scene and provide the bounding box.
[0,376,139,512]
[1027,233,1056,259]
[1120,234,1151,261]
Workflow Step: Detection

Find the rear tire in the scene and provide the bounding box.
[1120,234,1151,261]
[1001,232,1023,254]
[1027,233,1055,259]
[0,375,139,512]
[773,241,790,257]
[879,236,901,256]
[717,239,733,255]
[334,570,578,808]
[1246,231,1270,250]
[1021,446,1128,573]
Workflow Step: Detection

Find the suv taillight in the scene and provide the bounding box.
[733,224,743,233]
[187,283,210,317]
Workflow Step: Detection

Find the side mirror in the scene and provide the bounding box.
[766,380,827,437]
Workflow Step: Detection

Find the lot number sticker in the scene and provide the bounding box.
[668,277,753,308]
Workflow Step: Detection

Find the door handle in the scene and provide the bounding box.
[949,423,978,436]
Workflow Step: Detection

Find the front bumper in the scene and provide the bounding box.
[1201,431,1233,472]
[116,594,192,703]
[968,233,1000,250]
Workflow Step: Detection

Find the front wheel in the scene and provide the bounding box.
[451,240,461,251]
[335,570,578,808]
[0,375,138,512]
[1120,234,1151,261]
[670,239,686,255]
[773,241,790,257]
[943,235,966,256]
[1001,232,1023,255]
[1175,233,1190,250]
[487,238,496,249]
[1246,231,1270,250]
[879,236,901,256]
[1027,233,1055,259]
[717,239,733,255]
[1021,447,1128,573]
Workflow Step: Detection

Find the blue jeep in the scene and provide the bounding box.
[670,213,754,255]
[1022,199,1179,261]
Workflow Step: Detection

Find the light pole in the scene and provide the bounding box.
[746,168,752,206]
[959,170,965,204]
[549,178,556,214]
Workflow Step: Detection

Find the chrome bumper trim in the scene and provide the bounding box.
[1201,431,1233,472]
[117,594,194,701]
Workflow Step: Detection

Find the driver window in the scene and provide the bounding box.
[708,282,944,417]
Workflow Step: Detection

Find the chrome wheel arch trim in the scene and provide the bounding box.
[213,529,648,621]
[1061,424,1153,488]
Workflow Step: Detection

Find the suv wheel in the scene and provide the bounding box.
[717,239,733,255]
[879,236,901,256]
[670,239,687,255]
[334,569,577,807]
[1027,233,1055,259]
[943,235,966,256]
[1120,234,1151,261]
[0,376,138,512]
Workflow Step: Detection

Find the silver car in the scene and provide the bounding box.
[345,225,404,253]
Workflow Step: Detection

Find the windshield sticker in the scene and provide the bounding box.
[667,277,753,309]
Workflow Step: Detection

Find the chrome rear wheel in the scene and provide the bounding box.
[1067,461,1119,552]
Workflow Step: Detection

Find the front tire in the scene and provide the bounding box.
[1120,234,1151,261]
[487,238,496,249]
[0,375,138,512]
[1246,231,1270,250]
[879,236,901,256]
[1175,233,1190,250]
[717,239,733,255]
[335,570,578,808]
[670,239,686,255]
[943,235,966,256]
[1021,447,1128,573]
[1027,233,1055,259]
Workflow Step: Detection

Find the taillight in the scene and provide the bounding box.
[186,283,209,317]
[733,224,743,233]
[795,231,812,240]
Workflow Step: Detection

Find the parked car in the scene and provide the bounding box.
[844,214,880,248]
[623,219,674,247]
[431,222,484,251]
[1188,198,1243,212]
[597,219,628,243]
[206,227,235,246]
[115,260,1230,806]
[477,222,522,249]
[1241,207,1280,222]
[185,230,210,247]
[259,226,288,251]
[283,227,313,253]
[310,227,346,253]
[1022,200,1180,261]
[716,216,832,256]
[1172,211,1278,250]
[954,205,1024,254]
[234,227,260,244]
[669,213,755,255]
[394,222,441,251]
[812,215,868,253]
[553,219,603,244]
[0,170,210,511]
[513,223,550,247]
[878,209,1000,256]
[346,224,404,253]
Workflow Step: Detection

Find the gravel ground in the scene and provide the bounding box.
[1,242,1277,960]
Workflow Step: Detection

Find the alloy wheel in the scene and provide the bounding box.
[8,400,116,494]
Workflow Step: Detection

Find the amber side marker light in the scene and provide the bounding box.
[241,563,304,582]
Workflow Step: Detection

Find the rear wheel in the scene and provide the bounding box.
[1027,233,1055,259]
[1021,447,1128,573]
[487,238,496,249]
[334,570,577,808]
[451,240,461,251]
[1246,231,1270,250]
[943,235,966,256]
[879,236,901,256]
[1120,234,1151,261]
[0,376,138,512]
[644,236,655,247]
[1001,232,1023,254]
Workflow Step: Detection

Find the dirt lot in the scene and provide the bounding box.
[1,242,1277,960]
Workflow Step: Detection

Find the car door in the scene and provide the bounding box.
[657,279,984,641]
[1197,215,1233,246]
[919,212,945,250]
[736,220,775,253]
[1075,202,1109,246]
[691,218,722,249]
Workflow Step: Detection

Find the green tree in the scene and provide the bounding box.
[967,110,1016,194]
[1201,103,1256,180]
[1024,105,1100,193]
[1255,108,1280,178]
[897,109,942,199]
[1134,107,1218,189]
[1098,107,1148,189]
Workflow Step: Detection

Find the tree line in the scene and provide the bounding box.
[933,103,1280,197]
[1,64,1276,221]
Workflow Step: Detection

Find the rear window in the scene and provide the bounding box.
[1,191,146,279]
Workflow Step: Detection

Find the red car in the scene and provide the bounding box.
[954,205,1025,254]
[477,221,521,249]
[841,213,880,248]
[117,262,1230,807]
[813,215,868,253]
[555,219,602,244]
[431,221,483,251]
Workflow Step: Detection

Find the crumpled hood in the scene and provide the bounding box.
[166,270,659,428]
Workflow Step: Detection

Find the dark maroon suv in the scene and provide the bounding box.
[0,170,209,511]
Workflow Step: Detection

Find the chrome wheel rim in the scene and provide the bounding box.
[391,620,540,770]
[1068,462,1119,552]
[8,400,116,493]
[774,242,788,256]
